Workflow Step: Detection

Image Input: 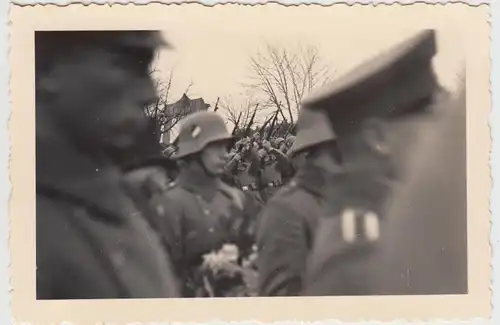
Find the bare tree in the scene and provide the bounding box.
[145,65,194,143]
[220,96,263,130]
[244,43,332,124]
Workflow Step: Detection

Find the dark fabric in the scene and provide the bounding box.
[36,136,180,299]
[303,30,437,136]
[151,165,246,297]
[304,92,467,295]
[256,164,328,296]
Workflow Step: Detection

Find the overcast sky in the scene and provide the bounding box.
[154,3,469,120]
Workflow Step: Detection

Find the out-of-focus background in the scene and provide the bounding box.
[150,4,466,144]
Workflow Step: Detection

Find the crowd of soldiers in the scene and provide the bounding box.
[159,132,298,202]
[36,29,467,300]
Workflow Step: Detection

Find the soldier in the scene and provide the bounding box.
[225,137,260,187]
[283,135,296,153]
[272,137,285,151]
[36,31,180,299]
[257,140,293,202]
[256,107,342,296]
[303,30,466,295]
[252,132,262,147]
[151,111,251,297]
[224,134,265,216]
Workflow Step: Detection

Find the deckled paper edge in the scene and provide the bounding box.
[4,1,495,325]
[8,0,495,7]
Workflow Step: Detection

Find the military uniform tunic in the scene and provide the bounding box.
[36,138,180,299]
[256,165,328,296]
[304,92,468,296]
[152,168,246,296]
[303,172,391,296]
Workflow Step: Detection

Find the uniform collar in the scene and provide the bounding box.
[176,164,221,200]
[293,163,329,198]
[293,163,391,215]
[322,170,393,216]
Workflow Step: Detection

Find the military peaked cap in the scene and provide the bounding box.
[302,29,438,135]
[36,30,169,51]
[35,31,170,74]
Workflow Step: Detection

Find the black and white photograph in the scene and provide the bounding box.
[9,2,491,323]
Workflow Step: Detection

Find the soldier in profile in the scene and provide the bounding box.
[303,30,467,295]
[256,107,342,296]
[258,29,453,297]
[35,31,180,299]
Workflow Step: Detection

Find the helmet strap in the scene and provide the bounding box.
[195,154,218,178]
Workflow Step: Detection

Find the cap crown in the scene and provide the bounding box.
[302,30,438,136]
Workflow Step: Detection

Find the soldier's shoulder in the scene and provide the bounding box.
[162,182,190,199]
[271,180,300,199]
[217,181,245,209]
[153,184,194,212]
[262,181,306,216]
[270,180,314,207]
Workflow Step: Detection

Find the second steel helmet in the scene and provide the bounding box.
[285,135,296,147]
[175,111,233,159]
[272,137,285,149]
[162,145,177,159]
[288,108,337,157]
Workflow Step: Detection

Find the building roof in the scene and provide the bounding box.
[165,93,210,117]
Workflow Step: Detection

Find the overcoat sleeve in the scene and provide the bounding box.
[150,192,185,273]
[257,200,309,296]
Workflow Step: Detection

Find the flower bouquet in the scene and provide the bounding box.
[240,245,259,297]
[198,244,259,297]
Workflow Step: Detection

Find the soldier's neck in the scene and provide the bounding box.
[177,163,219,189]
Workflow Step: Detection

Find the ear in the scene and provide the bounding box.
[362,118,391,156]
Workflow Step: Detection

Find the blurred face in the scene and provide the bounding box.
[292,152,307,171]
[309,144,342,175]
[341,113,432,183]
[377,114,433,181]
[242,142,252,153]
[47,43,158,150]
[200,141,229,176]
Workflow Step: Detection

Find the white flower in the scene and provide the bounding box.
[221,244,239,262]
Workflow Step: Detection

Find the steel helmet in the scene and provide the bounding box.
[272,137,285,149]
[288,108,337,157]
[162,145,177,159]
[257,148,267,158]
[175,111,233,159]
